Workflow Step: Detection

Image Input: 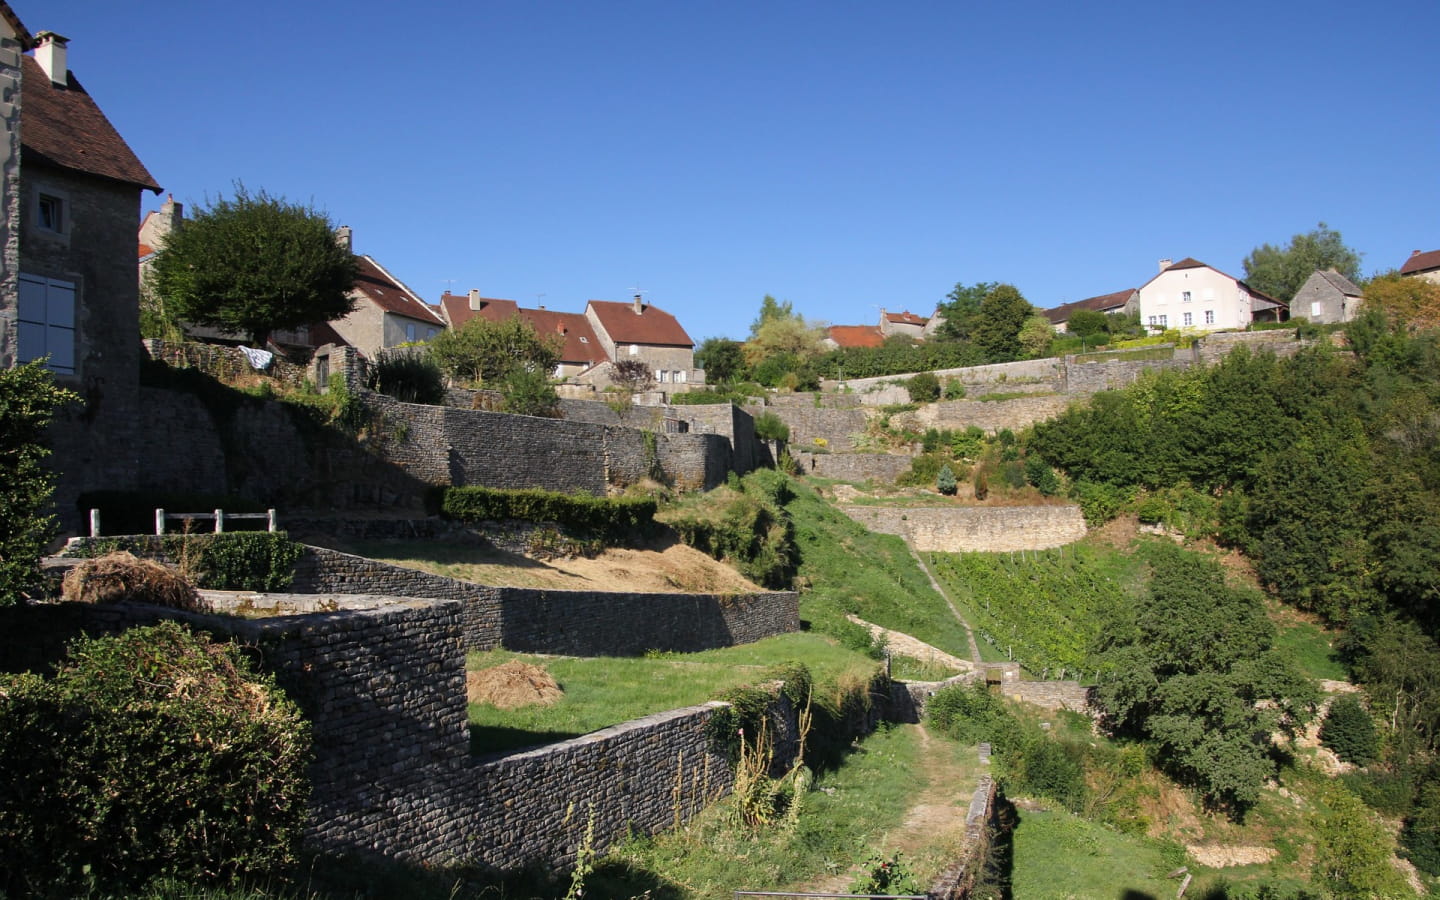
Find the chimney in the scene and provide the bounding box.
[1415,250,1424,257]
[161,194,183,233]
[34,32,69,86]
[1158,258,1173,272]
[335,225,352,252]
[633,293,643,315]
[468,289,481,311]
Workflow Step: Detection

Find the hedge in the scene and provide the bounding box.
[441,487,657,539]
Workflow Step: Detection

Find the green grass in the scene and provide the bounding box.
[468,632,881,754]
[589,724,951,899]
[1271,614,1347,682]
[1009,808,1175,899]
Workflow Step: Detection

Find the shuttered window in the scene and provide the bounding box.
[18,274,76,375]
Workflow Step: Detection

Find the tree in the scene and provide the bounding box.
[149,185,359,345]
[695,337,746,384]
[499,367,560,417]
[742,295,826,375]
[610,359,654,393]
[749,294,795,339]
[936,464,957,496]
[971,284,1035,361]
[1066,308,1109,339]
[1319,694,1378,764]
[429,314,562,387]
[906,371,940,403]
[1242,222,1362,304]
[934,281,997,343]
[1362,272,1440,331]
[1017,314,1054,359]
[1312,785,1411,897]
[0,362,78,605]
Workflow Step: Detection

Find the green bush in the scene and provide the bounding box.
[0,363,78,605]
[499,367,560,417]
[937,464,958,496]
[69,533,303,592]
[942,378,966,400]
[367,348,446,405]
[906,371,941,403]
[926,682,1023,752]
[666,490,795,589]
[442,487,657,540]
[753,411,790,442]
[0,622,309,895]
[1320,695,1378,764]
[1402,781,1440,876]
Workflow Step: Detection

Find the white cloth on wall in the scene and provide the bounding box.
[239,345,274,371]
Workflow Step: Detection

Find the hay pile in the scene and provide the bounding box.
[61,551,203,611]
[466,661,563,709]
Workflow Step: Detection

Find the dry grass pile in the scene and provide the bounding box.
[61,551,203,611]
[466,661,563,709]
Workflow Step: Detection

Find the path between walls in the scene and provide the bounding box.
[908,546,983,668]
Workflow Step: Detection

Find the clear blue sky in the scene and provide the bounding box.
[41,0,1440,342]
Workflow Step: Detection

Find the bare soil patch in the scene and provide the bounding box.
[1186,844,1278,868]
[467,661,563,709]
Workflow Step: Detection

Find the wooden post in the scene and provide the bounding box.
[89,509,101,538]
[155,508,166,535]
[267,509,278,533]
[214,509,224,534]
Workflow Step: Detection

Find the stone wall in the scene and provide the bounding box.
[0,26,19,374]
[930,775,1000,899]
[742,403,870,453]
[838,505,1087,552]
[1061,354,1190,394]
[893,395,1076,434]
[143,339,309,387]
[674,403,760,475]
[1192,329,1305,364]
[837,358,1063,402]
[1003,680,1094,713]
[792,451,914,484]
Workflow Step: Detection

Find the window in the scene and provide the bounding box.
[37,194,65,234]
[1182,291,1192,303]
[1147,315,1157,327]
[1204,310,1215,325]
[425,327,437,340]
[1183,312,1193,327]
[1310,302,1322,318]
[1159,315,1168,327]
[405,323,417,342]
[629,344,638,356]
[657,370,667,383]
[18,274,76,375]
[676,370,687,384]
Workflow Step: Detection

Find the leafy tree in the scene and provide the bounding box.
[429,314,562,387]
[1319,695,1378,764]
[0,362,78,605]
[906,371,940,403]
[149,185,358,345]
[1362,272,1440,331]
[1242,222,1362,304]
[1401,780,1440,876]
[1312,784,1411,897]
[695,337,746,383]
[753,411,790,442]
[1066,308,1109,339]
[610,359,654,393]
[748,294,796,339]
[1017,314,1054,359]
[971,284,1035,361]
[935,281,998,343]
[499,366,560,417]
[366,348,445,404]
[743,303,826,372]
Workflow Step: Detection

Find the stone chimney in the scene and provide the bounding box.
[1414,250,1424,258]
[1158,258,1173,272]
[161,194,183,233]
[34,31,69,86]
[633,293,643,315]
[335,225,352,251]
[468,289,481,311]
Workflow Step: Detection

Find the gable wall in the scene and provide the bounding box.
[1139,267,1249,331]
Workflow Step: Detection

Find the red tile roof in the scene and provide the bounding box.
[20,56,160,192]
[309,320,350,349]
[439,294,606,366]
[137,242,154,258]
[1043,288,1136,325]
[827,324,885,348]
[1401,249,1440,275]
[884,310,929,326]
[586,299,693,348]
[352,256,444,325]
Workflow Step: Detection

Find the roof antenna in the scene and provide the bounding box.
[535,292,546,310]
[441,279,456,296]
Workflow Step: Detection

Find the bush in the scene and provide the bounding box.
[367,348,446,405]
[499,367,561,417]
[442,486,657,540]
[179,532,303,592]
[906,371,940,403]
[0,622,309,895]
[1402,780,1440,876]
[926,683,1023,752]
[942,378,966,400]
[973,467,990,501]
[753,411,790,442]
[0,363,78,605]
[937,464,958,496]
[1320,695,1379,764]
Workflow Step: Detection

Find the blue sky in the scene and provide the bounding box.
[40,0,1440,342]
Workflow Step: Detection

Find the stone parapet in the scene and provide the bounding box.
[838,505,1087,552]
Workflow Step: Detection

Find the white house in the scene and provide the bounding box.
[1136,258,1286,333]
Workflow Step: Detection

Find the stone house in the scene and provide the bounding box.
[0,15,162,527]
[1136,257,1286,333]
[878,308,929,339]
[1042,287,1138,333]
[1291,269,1364,324]
[438,289,607,379]
[584,295,700,388]
[1400,249,1440,285]
[325,238,446,359]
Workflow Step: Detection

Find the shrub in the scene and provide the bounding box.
[179,532,303,591]
[927,683,1024,752]
[937,464,958,496]
[973,467,990,501]
[1402,781,1440,876]
[1320,695,1378,764]
[0,622,310,895]
[499,367,561,417]
[753,411,790,442]
[442,486,657,540]
[366,348,446,405]
[849,852,922,896]
[0,363,78,605]
[942,378,966,400]
[906,371,940,403]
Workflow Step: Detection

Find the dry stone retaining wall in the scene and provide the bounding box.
[893,395,1075,434]
[741,404,870,453]
[838,505,1087,552]
[792,451,914,484]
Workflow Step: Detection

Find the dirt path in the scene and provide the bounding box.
[908,547,984,667]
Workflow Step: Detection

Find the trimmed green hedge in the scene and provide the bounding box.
[441,487,657,539]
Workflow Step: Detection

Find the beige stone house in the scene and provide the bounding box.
[878,308,929,339]
[1136,258,1286,333]
[322,238,445,359]
[438,290,608,379]
[1400,249,1440,285]
[584,296,699,387]
[1291,269,1364,324]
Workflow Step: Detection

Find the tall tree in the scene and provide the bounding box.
[971,283,1035,361]
[935,281,998,343]
[149,185,358,345]
[748,295,796,340]
[695,337,746,384]
[429,314,562,387]
[1242,222,1362,304]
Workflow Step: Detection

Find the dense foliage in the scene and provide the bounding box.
[0,363,78,605]
[429,314,562,388]
[149,185,358,344]
[367,348,446,405]
[1319,695,1378,764]
[663,470,796,589]
[0,622,310,895]
[1242,223,1362,304]
[442,486,657,540]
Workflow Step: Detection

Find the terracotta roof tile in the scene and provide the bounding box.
[884,310,929,326]
[587,299,693,348]
[352,256,444,325]
[1043,288,1136,324]
[1401,249,1440,275]
[827,325,885,348]
[20,56,160,192]
[137,241,154,258]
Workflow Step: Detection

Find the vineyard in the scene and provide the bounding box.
[925,545,1146,680]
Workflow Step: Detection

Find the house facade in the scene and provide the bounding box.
[878,309,928,339]
[1136,258,1286,333]
[1400,249,1440,285]
[1,16,162,527]
[326,240,445,359]
[584,296,699,387]
[1291,269,1363,324]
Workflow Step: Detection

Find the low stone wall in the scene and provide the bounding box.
[143,338,309,388]
[1003,680,1094,713]
[930,775,1000,899]
[893,395,1075,434]
[792,451,914,484]
[1192,330,1305,364]
[838,505,1087,552]
[741,404,870,453]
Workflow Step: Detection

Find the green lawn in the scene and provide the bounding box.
[1010,808,1175,899]
[1271,613,1347,682]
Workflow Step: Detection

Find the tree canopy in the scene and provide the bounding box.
[970,283,1035,361]
[0,363,78,605]
[934,281,998,343]
[149,186,358,345]
[695,337,746,384]
[429,314,562,388]
[1242,222,1362,304]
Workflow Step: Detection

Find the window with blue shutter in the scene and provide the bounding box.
[18,274,76,375]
